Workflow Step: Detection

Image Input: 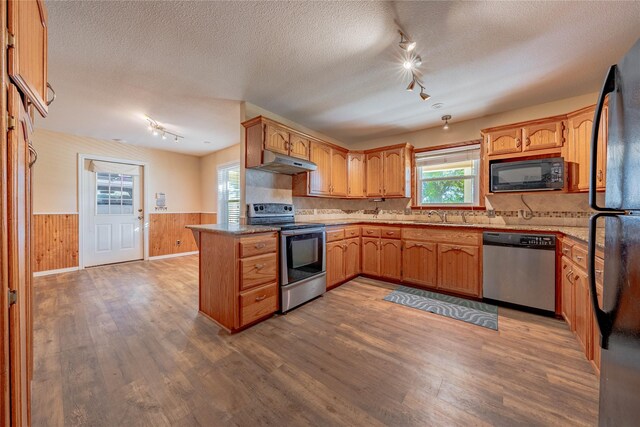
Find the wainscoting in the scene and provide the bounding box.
[32,212,215,273]
[32,214,79,273]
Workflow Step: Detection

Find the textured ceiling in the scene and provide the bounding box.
[41,1,640,155]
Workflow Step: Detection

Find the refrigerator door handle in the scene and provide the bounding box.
[589,64,621,212]
[588,212,622,349]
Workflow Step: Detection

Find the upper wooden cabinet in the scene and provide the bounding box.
[566,104,607,191]
[243,116,312,169]
[366,144,412,198]
[331,149,348,197]
[483,115,566,158]
[8,0,50,117]
[308,141,332,196]
[347,152,366,198]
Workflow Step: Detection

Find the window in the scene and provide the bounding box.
[415,145,481,206]
[218,163,240,225]
[96,172,134,215]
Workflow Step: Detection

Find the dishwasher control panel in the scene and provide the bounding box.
[483,232,556,250]
[519,235,555,246]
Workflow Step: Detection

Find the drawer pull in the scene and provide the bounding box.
[367,230,374,234]
[386,231,395,235]
[576,256,584,261]
[562,248,569,254]
[255,295,267,302]
[255,263,265,270]
[255,243,266,249]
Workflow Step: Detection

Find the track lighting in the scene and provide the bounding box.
[398,31,416,52]
[419,86,430,101]
[145,116,183,143]
[406,75,417,91]
[442,115,451,130]
[402,55,422,70]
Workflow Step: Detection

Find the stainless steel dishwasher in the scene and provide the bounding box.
[483,232,556,313]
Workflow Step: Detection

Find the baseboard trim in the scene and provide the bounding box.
[148,251,199,261]
[33,266,80,277]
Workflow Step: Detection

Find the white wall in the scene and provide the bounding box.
[31,129,203,214]
[199,144,241,213]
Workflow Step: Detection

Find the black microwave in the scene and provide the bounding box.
[490,157,565,192]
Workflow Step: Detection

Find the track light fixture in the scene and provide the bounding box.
[419,86,431,101]
[406,75,417,91]
[398,31,416,52]
[441,115,451,130]
[145,116,183,143]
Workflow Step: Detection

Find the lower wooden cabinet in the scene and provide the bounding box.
[326,229,361,289]
[573,268,591,355]
[380,239,402,280]
[561,257,575,331]
[402,240,437,287]
[361,237,380,276]
[344,238,361,279]
[437,244,480,297]
[326,241,346,288]
[240,282,279,327]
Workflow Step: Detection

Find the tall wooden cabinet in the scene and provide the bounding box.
[566,104,608,191]
[2,1,49,424]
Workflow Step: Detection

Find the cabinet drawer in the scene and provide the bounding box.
[239,234,278,258]
[240,253,278,290]
[380,227,401,239]
[326,228,345,242]
[572,244,588,271]
[361,226,381,238]
[595,256,605,286]
[240,282,278,327]
[561,240,573,259]
[402,228,480,245]
[344,226,361,238]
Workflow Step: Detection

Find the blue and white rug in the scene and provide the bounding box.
[384,286,498,330]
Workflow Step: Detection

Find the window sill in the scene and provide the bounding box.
[410,205,486,211]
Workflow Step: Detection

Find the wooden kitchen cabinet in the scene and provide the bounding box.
[365,151,383,197]
[402,240,437,287]
[437,244,480,296]
[522,120,564,152]
[289,133,310,160]
[8,0,50,117]
[361,237,380,276]
[331,148,348,197]
[483,116,566,158]
[344,238,361,279]
[561,256,575,331]
[309,141,332,196]
[380,239,402,280]
[326,240,346,288]
[347,152,366,198]
[566,104,608,191]
[485,127,522,156]
[264,123,290,155]
[574,268,591,356]
[382,148,407,197]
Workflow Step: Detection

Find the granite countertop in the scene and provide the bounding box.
[186,224,280,235]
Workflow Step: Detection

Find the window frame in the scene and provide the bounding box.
[412,140,485,209]
[217,162,241,225]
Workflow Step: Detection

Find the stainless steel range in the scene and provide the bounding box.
[247,203,326,312]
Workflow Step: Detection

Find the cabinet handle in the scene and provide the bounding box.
[576,255,583,261]
[525,137,531,147]
[255,243,266,249]
[255,295,267,302]
[366,230,373,234]
[46,82,56,106]
[566,270,574,281]
[386,231,395,235]
[516,138,521,148]
[255,263,265,270]
[28,144,38,168]
[562,248,569,255]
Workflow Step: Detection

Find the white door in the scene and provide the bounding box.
[82,160,144,267]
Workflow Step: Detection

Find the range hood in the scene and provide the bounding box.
[250,150,317,175]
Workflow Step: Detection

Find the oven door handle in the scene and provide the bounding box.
[280,228,326,236]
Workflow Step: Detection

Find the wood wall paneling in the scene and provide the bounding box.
[200,213,217,225]
[32,214,78,272]
[149,213,201,257]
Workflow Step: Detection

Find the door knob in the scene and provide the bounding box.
[137,216,143,220]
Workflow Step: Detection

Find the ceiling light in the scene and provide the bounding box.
[403,55,422,70]
[152,129,158,136]
[419,86,430,101]
[174,135,179,143]
[161,132,167,140]
[398,31,416,52]
[406,75,416,91]
[145,116,184,143]
[442,115,451,130]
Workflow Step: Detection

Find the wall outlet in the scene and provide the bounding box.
[487,209,496,218]
[176,240,182,246]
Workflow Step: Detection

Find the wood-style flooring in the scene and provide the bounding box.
[32,255,599,426]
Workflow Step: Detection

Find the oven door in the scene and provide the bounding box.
[280,228,326,286]
[490,159,564,192]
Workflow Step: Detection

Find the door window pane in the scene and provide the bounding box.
[96,173,135,215]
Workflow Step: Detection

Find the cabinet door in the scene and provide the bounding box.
[574,268,591,356]
[561,257,575,331]
[8,0,49,117]
[264,123,290,155]
[382,148,406,197]
[486,128,522,156]
[402,241,437,287]
[347,153,366,198]
[361,238,380,276]
[309,142,332,196]
[330,149,348,197]
[289,133,310,160]
[595,105,607,190]
[522,120,564,152]
[344,238,361,279]
[326,241,345,288]
[365,152,383,197]
[567,109,593,191]
[437,244,480,296]
[591,284,603,372]
[380,239,402,280]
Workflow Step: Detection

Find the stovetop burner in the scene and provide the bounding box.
[276,222,324,230]
[246,203,324,229]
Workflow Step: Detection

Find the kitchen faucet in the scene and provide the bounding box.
[427,210,445,222]
[461,211,468,223]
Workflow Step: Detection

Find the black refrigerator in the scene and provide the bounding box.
[588,37,640,426]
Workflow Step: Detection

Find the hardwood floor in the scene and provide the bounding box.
[32,255,599,426]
